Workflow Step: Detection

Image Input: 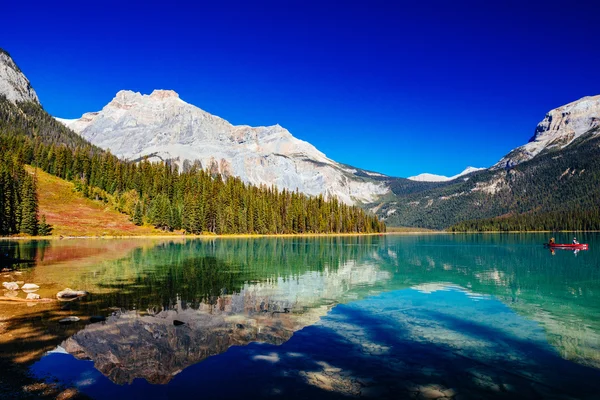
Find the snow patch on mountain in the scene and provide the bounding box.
[54,117,78,126]
[58,90,389,204]
[408,166,485,182]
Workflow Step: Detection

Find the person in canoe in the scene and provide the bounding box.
[573,237,579,244]
[549,237,555,245]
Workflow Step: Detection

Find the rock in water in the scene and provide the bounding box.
[59,316,81,324]
[57,288,88,300]
[2,281,19,291]
[26,293,41,300]
[21,283,40,292]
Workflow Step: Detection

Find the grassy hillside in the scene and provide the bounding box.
[29,166,164,237]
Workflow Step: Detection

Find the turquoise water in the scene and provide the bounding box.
[1,234,599,399]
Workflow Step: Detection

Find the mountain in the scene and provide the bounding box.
[1,49,384,236]
[495,95,600,168]
[57,90,389,205]
[408,167,485,182]
[0,49,39,104]
[374,95,600,229]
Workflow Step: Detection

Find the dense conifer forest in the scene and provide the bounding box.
[449,208,600,232]
[0,97,385,236]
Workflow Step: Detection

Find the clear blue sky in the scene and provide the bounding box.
[2,0,599,178]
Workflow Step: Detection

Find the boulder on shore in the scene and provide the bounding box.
[2,281,19,291]
[57,288,88,300]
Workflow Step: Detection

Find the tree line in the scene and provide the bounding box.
[449,208,600,232]
[0,97,385,235]
[0,151,51,236]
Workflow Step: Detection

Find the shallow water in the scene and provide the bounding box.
[1,234,599,399]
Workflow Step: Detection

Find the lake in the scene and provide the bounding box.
[1,234,599,399]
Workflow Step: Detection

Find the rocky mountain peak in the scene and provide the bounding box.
[150,89,179,99]
[495,94,600,168]
[0,49,39,104]
[532,94,600,142]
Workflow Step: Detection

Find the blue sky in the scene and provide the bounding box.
[2,0,599,178]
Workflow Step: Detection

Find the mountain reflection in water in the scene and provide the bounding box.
[60,256,388,384]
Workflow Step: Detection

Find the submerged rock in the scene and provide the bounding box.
[26,293,41,300]
[57,288,88,300]
[2,281,19,291]
[59,316,81,324]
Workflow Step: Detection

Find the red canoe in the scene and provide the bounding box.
[549,243,589,250]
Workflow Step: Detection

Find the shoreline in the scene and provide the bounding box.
[0,232,388,240]
[1,230,598,240]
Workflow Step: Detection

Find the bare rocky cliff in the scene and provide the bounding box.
[495,95,600,168]
[0,49,39,104]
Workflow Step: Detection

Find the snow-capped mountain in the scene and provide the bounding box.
[0,49,39,104]
[495,94,600,168]
[57,90,389,204]
[407,166,484,182]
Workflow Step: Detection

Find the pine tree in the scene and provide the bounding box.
[19,172,38,235]
[133,201,144,226]
[38,214,53,236]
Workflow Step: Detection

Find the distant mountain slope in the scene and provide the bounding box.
[374,95,600,229]
[58,90,389,205]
